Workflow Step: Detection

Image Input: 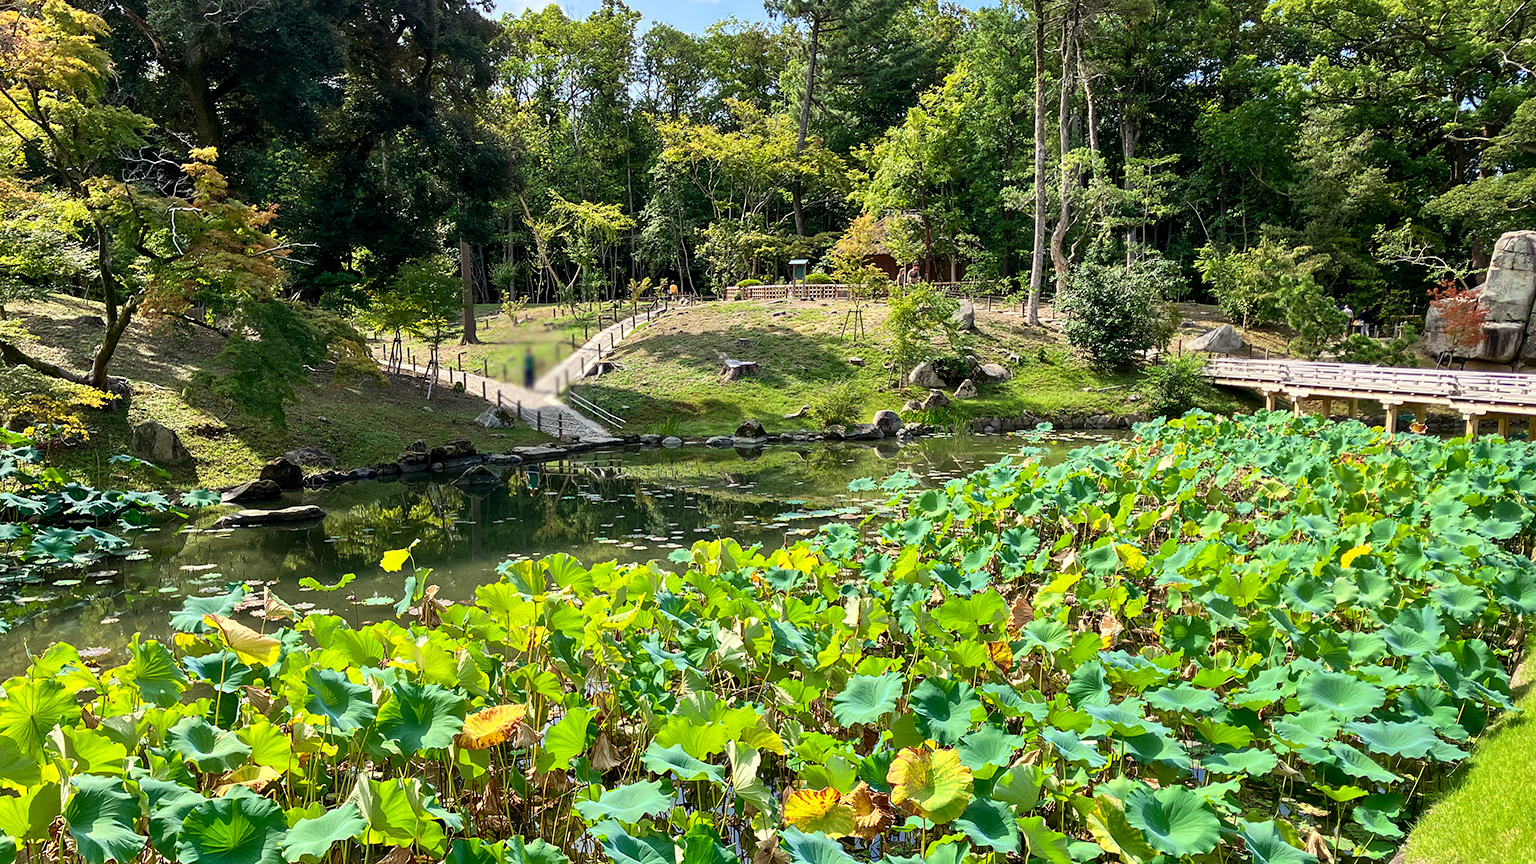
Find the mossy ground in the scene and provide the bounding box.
[562,299,1248,438]
[5,297,548,491]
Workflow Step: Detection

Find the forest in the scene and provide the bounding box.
[3,0,1534,402]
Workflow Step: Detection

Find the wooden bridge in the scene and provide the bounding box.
[1204,358,1536,438]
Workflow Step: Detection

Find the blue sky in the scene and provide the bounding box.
[494,0,772,33]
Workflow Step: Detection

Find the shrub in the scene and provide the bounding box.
[1275,273,1349,359]
[1334,324,1421,367]
[736,278,763,288]
[811,379,864,426]
[1141,352,1213,416]
[804,272,836,285]
[885,282,961,374]
[1059,256,1180,369]
[1194,238,1327,330]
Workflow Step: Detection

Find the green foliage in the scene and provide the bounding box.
[809,380,864,427]
[1059,256,1179,370]
[1194,238,1328,331]
[884,281,960,375]
[803,272,836,285]
[1334,326,1421,368]
[1141,353,1213,416]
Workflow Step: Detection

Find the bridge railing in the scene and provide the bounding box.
[1204,358,1536,405]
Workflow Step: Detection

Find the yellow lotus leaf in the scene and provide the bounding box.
[456,704,531,750]
[214,764,280,796]
[203,613,281,667]
[380,546,413,573]
[845,782,894,840]
[887,747,973,824]
[1341,543,1372,568]
[987,641,1013,672]
[783,787,856,838]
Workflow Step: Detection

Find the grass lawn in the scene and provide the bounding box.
[6,298,550,490]
[390,303,635,384]
[566,299,1246,438]
[1402,645,1536,864]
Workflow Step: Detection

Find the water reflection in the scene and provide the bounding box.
[0,432,1121,664]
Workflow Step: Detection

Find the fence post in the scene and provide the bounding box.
[557,413,563,437]
[481,381,486,399]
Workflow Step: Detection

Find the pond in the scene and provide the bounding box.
[0,431,1123,668]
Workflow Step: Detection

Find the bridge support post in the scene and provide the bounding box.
[1382,401,1402,434]
[1462,412,1484,440]
[1349,398,1359,419]
[1264,391,1277,412]
[1292,394,1306,417]
[1322,397,1333,418]
[1499,415,1511,439]
[1529,416,1536,441]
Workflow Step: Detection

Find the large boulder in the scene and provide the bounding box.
[131,422,192,467]
[978,363,1012,382]
[476,406,518,429]
[213,505,325,529]
[1187,323,1246,354]
[705,435,734,448]
[661,436,683,448]
[920,389,950,411]
[222,479,282,504]
[871,410,903,435]
[953,379,979,400]
[1422,230,1536,362]
[283,447,335,467]
[259,458,304,491]
[429,439,476,462]
[843,423,884,441]
[951,300,976,332]
[735,418,765,438]
[908,361,945,389]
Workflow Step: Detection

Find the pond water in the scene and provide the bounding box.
[0,432,1124,668]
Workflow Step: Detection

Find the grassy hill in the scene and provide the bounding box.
[3,297,548,490]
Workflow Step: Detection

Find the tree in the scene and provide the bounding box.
[1059,254,1179,369]
[0,0,289,394]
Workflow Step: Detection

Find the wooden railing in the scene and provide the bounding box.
[733,283,855,300]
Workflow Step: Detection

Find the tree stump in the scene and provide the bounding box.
[716,351,758,382]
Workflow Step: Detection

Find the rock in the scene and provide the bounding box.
[921,389,950,411]
[580,435,625,448]
[486,453,523,465]
[222,479,282,504]
[403,439,427,454]
[1006,352,1024,365]
[951,300,976,331]
[453,465,502,486]
[476,406,518,429]
[511,445,565,461]
[1187,323,1247,354]
[783,405,810,420]
[259,458,304,491]
[735,418,766,438]
[843,423,884,441]
[131,421,192,467]
[823,425,846,441]
[953,378,979,399]
[847,357,865,367]
[908,361,945,389]
[1422,231,1536,361]
[733,435,768,448]
[639,434,662,446]
[283,447,336,467]
[902,399,923,412]
[978,362,1012,382]
[429,439,475,462]
[213,505,325,529]
[705,435,734,448]
[872,410,903,435]
[661,436,683,448]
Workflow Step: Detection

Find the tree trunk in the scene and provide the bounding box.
[1122,107,1142,265]
[1027,0,1047,327]
[1049,10,1075,284]
[792,17,822,237]
[182,60,222,149]
[460,237,480,345]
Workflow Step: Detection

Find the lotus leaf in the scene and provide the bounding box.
[376,681,466,755]
[887,747,972,824]
[177,791,287,864]
[65,776,148,864]
[169,716,252,774]
[1123,785,1221,857]
[573,781,672,824]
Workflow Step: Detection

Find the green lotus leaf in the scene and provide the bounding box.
[536,708,592,772]
[1022,618,1072,655]
[169,716,252,774]
[1041,727,1106,769]
[640,742,725,784]
[303,668,377,733]
[122,639,188,707]
[139,777,204,855]
[1297,671,1385,720]
[1121,732,1189,770]
[0,732,42,787]
[177,791,287,864]
[510,836,570,864]
[1237,820,1318,864]
[933,593,1006,634]
[778,827,857,864]
[1202,747,1278,776]
[909,678,981,745]
[991,763,1043,810]
[281,804,366,862]
[183,651,253,694]
[354,777,448,854]
[955,797,1020,852]
[573,781,672,823]
[1326,742,1398,784]
[170,587,245,633]
[591,823,677,864]
[1123,785,1221,857]
[1429,583,1488,623]
[680,824,741,864]
[376,681,466,755]
[1019,816,1074,864]
[832,673,904,727]
[1084,794,1156,864]
[1344,719,1438,759]
[0,781,60,841]
[65,776,148,864]
[1161,615,1213,653]
[0,677,80,756]
[1066,661,1110,708]
[957,724,1025,775]
[1144,684,1221,715]
[1381,606,1443,656]
[1085,701,1167,738]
